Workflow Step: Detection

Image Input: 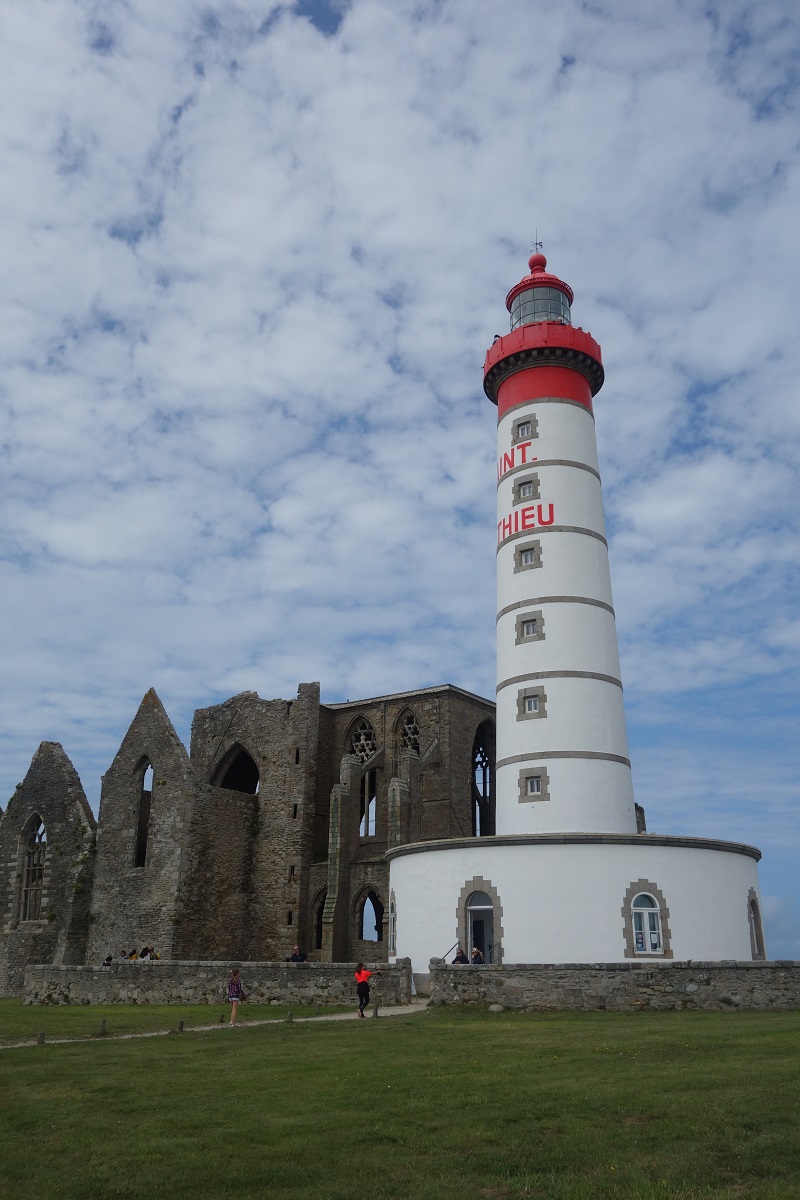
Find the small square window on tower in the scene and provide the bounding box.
[518,766,550,804]
[512,414,538,444]
[513,474,540,506]
[515,610,545,645]
[516,685,547,721]
[514,540,542,573]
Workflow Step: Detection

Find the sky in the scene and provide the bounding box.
[1,0,798,955]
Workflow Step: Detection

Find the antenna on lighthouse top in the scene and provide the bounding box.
[531,231,543,254]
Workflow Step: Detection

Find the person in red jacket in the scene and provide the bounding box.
[354,962,381,1017]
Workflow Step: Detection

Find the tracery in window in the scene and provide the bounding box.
[21,817,47,921]
[471,720,496,837]
[398,711,420,753]
[351,718,377,762]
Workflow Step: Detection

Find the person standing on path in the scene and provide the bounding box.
[354,962,381,1017]
[227,968,245,1026]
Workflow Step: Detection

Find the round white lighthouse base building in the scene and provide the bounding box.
[387,835,764,987]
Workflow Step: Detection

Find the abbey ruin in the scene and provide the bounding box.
[0,682,495,995]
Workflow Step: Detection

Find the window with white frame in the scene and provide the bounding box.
[632,893,663,954]
[515,541,542,572]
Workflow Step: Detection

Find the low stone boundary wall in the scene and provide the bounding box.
[23,959,412,1007]
[429,960,800,1012]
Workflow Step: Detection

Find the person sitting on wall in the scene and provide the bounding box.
[102,955,113,967]
[452,947,469,964]
[149,947,160,960]
[117,949,128,959]
[139,946,151,961]
[471,946,484,965]
[128,949,138,960]
[290,945,307,962]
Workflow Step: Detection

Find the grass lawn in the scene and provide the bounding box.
[1,1006,799,1199]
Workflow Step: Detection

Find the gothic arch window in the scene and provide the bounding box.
[20,816,47,921]
[747,888,766,960]
[213,744,259,794]
[456,876,504,964]
[356,889,384,942]
[350,718,377,762]
[312,888,327,952]
[621,880,673,959]
[471,720,496,837]
[398,710,420,754]
[360,768,377,838]
[134,761,153,868]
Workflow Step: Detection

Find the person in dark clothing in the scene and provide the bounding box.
[290,945,307,962]
[354,962,381,1017]
[452,947,469,964]
[471,946,484,964]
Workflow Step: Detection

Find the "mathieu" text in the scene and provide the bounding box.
[497,504,555,544]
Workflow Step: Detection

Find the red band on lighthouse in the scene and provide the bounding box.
[495,366,593,419]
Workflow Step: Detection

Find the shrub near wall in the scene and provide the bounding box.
[429,960,800,1012]
[24,959,412,1007]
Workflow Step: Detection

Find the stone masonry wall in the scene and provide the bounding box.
[189,684,322,961]
[0,743,96,996]
[429,961,800,1012]
[23,958,413,1007]
[86,690,196,964]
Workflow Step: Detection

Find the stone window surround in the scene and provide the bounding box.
[456,876,504,965]
[518,766,550,804]
[14,812,50,927]
[747,887,766,960]
[353,885,385,944]
[621,879,673,960]
[515,609,545,645]
[512,473,540,506]
[511,413,538,444]
[513,539,543,573]
[516,685,547,721]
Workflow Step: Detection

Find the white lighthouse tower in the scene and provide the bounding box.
[387,250,765,983]
[488,252,636,836]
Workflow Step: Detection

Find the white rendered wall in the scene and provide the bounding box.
[496,396,635,834]
[389,840,762,974]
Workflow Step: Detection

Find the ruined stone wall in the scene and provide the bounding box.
[189,684,322,961]
[171,786,258,960]
[0,743,96,996]
[429,960,800,1011]
[24,958,413,1007]
[86,691,195,964]
[321,688,496,963]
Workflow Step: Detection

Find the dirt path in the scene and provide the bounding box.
[1,998,431,1050]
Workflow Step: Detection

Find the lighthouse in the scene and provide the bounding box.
[484,253,636,836]
[387,249,765,983]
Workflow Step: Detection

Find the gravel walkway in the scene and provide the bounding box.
[1,998,430,1050]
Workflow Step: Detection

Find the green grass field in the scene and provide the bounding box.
[1,1003,799,1199]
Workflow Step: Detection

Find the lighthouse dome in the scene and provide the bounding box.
[505,252,573,331]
